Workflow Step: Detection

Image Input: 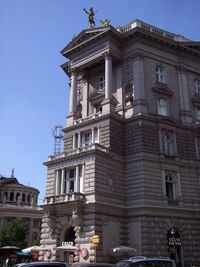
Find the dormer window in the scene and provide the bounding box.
[98,75,105,91]
[156,66,165,83]
[194,79,200,94]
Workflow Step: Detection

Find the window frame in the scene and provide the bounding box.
[161,130,175,156]
[98,75,105,91]
[165,173,176,201]
[194,79,200,94]
[157,97,169,116]
[156,66,166,84]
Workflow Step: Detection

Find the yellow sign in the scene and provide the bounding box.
[91,235,100,246]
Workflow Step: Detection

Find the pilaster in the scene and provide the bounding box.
[102,53,116,114]
[132,54,147,115]
[67,68,78,125]
[177,67,192,124]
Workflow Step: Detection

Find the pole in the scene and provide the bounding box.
[94,245,96,263]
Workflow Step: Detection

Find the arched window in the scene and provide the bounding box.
[64,227,76,244]
[9,192,14,201]
[22,193,26,202]
[162,131,174,156]
[165,174,175,200]
[27,194,31,202]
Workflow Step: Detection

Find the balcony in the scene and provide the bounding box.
[48,143,109,161]
[44,192,85,205]
[73,112,102,125]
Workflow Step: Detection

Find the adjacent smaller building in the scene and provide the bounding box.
[0,172,43,246]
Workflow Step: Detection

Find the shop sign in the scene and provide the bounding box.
[62,241,74,246]
[168,237,181,246]
[167,227,181,247]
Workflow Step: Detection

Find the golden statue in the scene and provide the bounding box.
[83,7,95,28]
[101,19,110,27]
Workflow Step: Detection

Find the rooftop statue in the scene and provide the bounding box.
[101,19,110,27]
[83,7,95,28]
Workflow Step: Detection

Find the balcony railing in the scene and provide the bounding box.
[73,112,102,125]
[117,19,189,42]
[48,143,108,161]
[44,192,85,205]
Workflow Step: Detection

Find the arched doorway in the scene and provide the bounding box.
[62,227,76,264]
[167,227,182,267]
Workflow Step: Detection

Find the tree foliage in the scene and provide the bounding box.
[0,218,28,248]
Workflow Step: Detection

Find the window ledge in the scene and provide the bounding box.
[168,199,179,205]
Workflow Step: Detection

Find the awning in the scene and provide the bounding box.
[113,246,137,253]
[16,251,32,258]
[55,244,78,251]
[22,246,48,253]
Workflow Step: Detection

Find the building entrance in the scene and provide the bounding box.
[167,227,182,267]
[62,227,76,264]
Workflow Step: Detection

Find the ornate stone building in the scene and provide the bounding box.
[41,19,200,267]
[0,173,43,246]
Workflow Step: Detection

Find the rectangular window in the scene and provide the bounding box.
[194,79,200,94]
[99,75,105,91]
[81,131,92,146]
[162,131,175,156]
[156,66,165,83]
[158,98,168,116]
[94,127,99,143]
[68,168,76,192]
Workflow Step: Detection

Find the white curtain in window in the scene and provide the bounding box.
[158,98,168,116]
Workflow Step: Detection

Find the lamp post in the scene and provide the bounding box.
[91,235,100,263]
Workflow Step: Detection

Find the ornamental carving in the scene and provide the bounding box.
[122,58,133,85]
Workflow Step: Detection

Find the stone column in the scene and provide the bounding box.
[55,170,59,195]
[72,134,76,149]
[177,68,192,124]
[80,165,84,193]
[75,166,79,192]
[132,54,147,115]
[102,52,116,113]
[91,128,94,144]
[81,71,88,118]
[60,169,65,195]
[69,69,77,113]
[67,68,77,125]
[105,53,112,99]
[78,133,81,148]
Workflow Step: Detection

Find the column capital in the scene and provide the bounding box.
[70,66,77,72]
[104,52,112,61]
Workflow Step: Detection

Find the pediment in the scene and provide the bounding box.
[61,26,120,56]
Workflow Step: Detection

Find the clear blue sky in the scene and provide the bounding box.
[1,0,200,204]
